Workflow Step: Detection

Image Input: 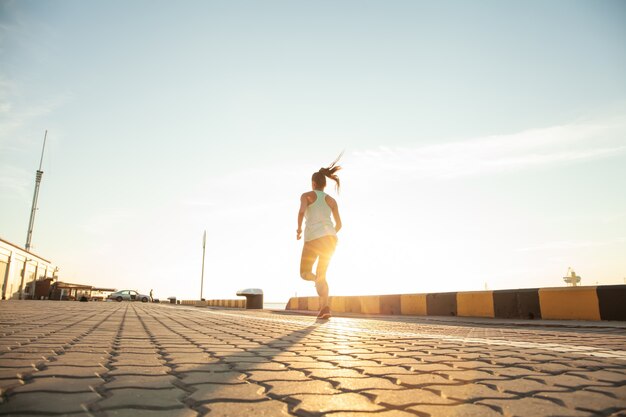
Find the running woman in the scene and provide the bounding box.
[297,156,342,320]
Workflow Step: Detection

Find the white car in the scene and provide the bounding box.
[108,290,150,302]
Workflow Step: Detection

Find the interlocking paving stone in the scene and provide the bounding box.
[327,411,417,417]
[478,397,589,417]
[113,348,159,354]
[413,355,458,363]
[173,363,232,373]
[105,375,180,389]
[437,369,506,383]
[0,368,36,380]
[536,390,626,411]
[427,383,517,401]
[231,362,286,371]
[189,382,266,402]
[0,391,101,414]
[268,353,304,360]
[292,393,385,413]
[491,366,547,378]
[335,348,377,354]
[12,376,105,393]
[203,400,292,416]
[451,353,484,360]
[335,360,386,368]
[568,370,626,384]
[51,352,109,362]
[486,378,571,395]
[377,358,423,367]
[266,380,339,396]
[106,408,199,417]
[107,365,170,376]
[34,365,108,378]
[353,352,398,360]
[408,363,458,372]
[357,366,415,376]
[164,353,216,362]
[8,347,62,355]
[502,352,557,361]
[96,387,188,409]
[2,302,626,417]
[274,354,317,362]
[0,378,21,394]
[282,361,336,370]
[330,377,403,391]
[204,349,246,355]
[314,355,361,363]
[583,385,626,399]
[68,347,113,354]
[449,360,506,371]
[298,349,336,356]
[549,358,608,369]
[0,353,53,360]
[391,373,462,387]
[365,388,457,407]
[304,368,365,379]
[485,356,534,366]
[180,371,247,385]
[222,355,270,363]
[247,370,310,382]
[408,403,504,417]
[528,362,579,374]
[0,359,47,368]
[111,357,166,366]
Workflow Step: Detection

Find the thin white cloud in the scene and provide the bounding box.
[352,117,626,179]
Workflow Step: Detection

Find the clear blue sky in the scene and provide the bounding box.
[1,0,625,301]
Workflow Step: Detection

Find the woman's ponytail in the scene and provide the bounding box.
[313,152,343,192]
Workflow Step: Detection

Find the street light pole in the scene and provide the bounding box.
[200,230,206,300]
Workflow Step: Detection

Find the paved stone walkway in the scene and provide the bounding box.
[1,301,625,416]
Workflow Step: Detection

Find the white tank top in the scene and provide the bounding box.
[304,190,337,242]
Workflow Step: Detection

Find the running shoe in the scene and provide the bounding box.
[317,306,331,320]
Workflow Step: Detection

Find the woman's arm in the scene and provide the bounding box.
[332,205,342,233]
[297,193,308,240]
[326,195,342,233]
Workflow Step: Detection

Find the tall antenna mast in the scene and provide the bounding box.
[25,130,47,252]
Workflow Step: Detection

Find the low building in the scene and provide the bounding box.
[0,237,58,300]
[49,281,93,301]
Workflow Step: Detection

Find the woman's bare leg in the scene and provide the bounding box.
[315,275,329,310]
[314,236,337,310]
[300,236,337,311]
[300,243,317,281]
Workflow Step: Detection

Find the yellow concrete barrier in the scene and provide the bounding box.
[457,291,495,318]
[400,294,427,315]
[539,287,601,320]
[201,299,246,309]
[330,296,346,313]
[283,285,625,321]
[360,296,380,314]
